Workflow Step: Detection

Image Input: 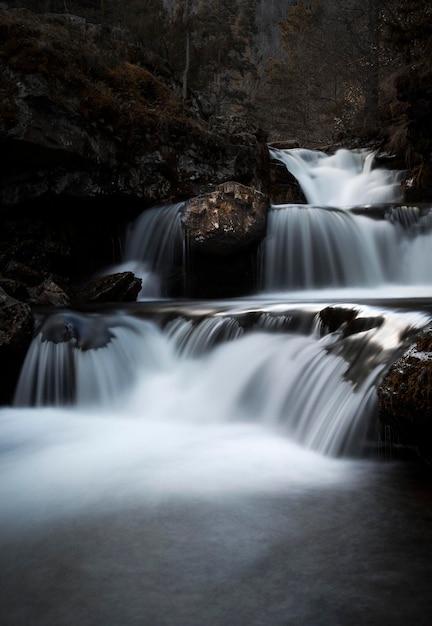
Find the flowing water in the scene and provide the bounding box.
[2,148,432,625]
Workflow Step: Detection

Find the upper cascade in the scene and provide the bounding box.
[270,147,404,206]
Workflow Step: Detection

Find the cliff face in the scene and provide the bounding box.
[0,8,270,284]
[380,61,432,203]
[0,10,269,212]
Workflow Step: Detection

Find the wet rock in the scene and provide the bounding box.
[181,182,270,257]
[75,271,142,304]
[268,162,306,205]
[38,310,114,350]
[27,278,70,306]
[319,307,358,333]
[378,325,432,461]
[181,182,270,298]
[2,260,43,286]
[0,278,29,301]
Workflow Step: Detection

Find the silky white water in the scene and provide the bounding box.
[264,148,432,292]
[2,148,432,626]
[269,147,404,206]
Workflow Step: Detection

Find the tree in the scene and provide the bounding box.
[262,0,390,144]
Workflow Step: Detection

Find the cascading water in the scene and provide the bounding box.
[264,147,432,293]
[2,147,432,626]
[269,147,404,206]
[112,202,184,298]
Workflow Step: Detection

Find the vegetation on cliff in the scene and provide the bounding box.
[4,1,432,202]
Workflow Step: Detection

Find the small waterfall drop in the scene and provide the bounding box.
[263,206,391,290]
[270,147,404,206]
[117,202,184,298]
[13,313,170,408]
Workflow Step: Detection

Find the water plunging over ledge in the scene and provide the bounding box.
[265,147,432,291]
[2,147,432,626]
[269,146,404,206]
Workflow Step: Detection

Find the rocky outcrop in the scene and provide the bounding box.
[0,9,269,215]
[0,288,34,405]
[378,325,432,461]
[181,182,270,298]
[181,182,269,256]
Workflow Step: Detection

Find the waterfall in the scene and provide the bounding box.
[4,147,432,626]
[9,146,432,462]
[9,146,432,459]
[13,313,170,407]
[113,202,184,298]
[262,206,391,290]
[269,147,404,206]
[264,148,432,292]
[12,302,430,458]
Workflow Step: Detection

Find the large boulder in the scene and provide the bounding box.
[181,181,270,256]
[378,324,432,461]
[181,182,270,298]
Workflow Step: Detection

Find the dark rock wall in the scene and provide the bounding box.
[378,325,432,462]
[0,9,270,297]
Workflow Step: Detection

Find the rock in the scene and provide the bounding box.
[0,278,29,301]
[319,306,358,333]
[267,147,307,204]
[74,272,142,304]
[38,310,114,351]
[181,182,270,256]
[381,64,432,203]
[180,182,270,299]
[0,287,34,404]
[378,324,432,461]
[2,260,43,286]
[27,278,70,306]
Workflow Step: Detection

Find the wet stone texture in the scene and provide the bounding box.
[181,182,270,298]
[378,324,432,461]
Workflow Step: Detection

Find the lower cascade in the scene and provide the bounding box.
[12,303,430,458]
[2,147,432,626]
